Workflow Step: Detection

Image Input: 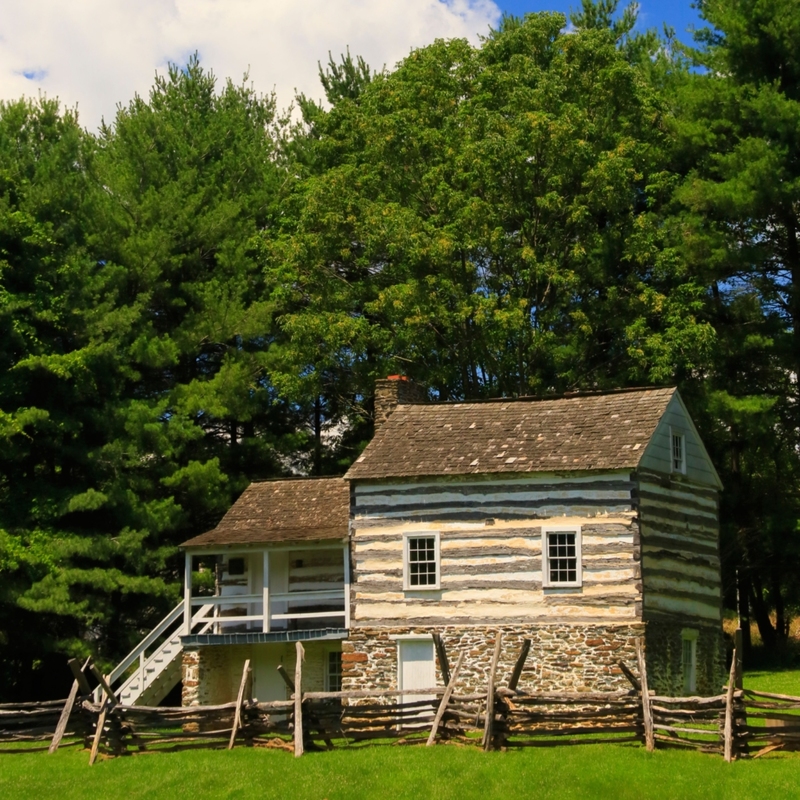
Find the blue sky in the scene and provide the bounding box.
[497,1,706,43]
[0,1,706,132]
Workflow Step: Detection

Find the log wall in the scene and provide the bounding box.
[351,473,640,627]
[637,470,724,695]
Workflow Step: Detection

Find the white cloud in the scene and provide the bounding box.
[0,0,501,131]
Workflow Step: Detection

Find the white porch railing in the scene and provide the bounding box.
[183,544,350,635]
[187,587,346,632]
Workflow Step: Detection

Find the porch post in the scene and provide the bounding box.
[263,550,270,633]
[184,551,192,636]
[343,543,351,629]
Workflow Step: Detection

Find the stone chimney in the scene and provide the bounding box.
[374,376,426,430]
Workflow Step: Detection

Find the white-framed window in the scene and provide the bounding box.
[403,532,440,590]
[682,629,698,694]
[671,428,686,474]
[325,650,342,693]
[542,527,582,588]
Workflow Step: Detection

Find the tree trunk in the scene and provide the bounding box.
[737,569,752,656]
[748,575,777,649]
[771,566,787,642]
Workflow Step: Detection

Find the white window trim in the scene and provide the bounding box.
[670,427,687,475]
[681,628,698,694]
[542,526,582,589]
[403,531,441,591]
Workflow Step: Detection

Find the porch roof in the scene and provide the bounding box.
[180,628,348,646]
[181,477,350,549]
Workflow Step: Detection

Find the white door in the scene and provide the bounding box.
[398,639,435,704]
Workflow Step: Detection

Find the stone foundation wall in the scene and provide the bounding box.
[343,623,646,696]
[182,648,201,706]
[645,618,725,696]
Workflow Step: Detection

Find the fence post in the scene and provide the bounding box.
[228,658,251,750]
[49,658,91,754]
[432,633,451,686]
[49,679,80,754]
[427,650,465,746]
[724,649,737,762]
[294,642,305,757]
[482,632,502,751]
[88,662,119,765]
[507,639,531,692]
[636,638,654,752]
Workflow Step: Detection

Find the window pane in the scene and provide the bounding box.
[547,532,577,584]
[673,434,684,471]
[408,536,437,586]
[327,652,342,692]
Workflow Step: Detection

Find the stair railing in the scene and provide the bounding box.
[94,602,214,703]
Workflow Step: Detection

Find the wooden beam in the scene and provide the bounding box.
[723,648,737,763]
[49,679,80,754]
[507,639,531,692]
[88,662,115,767]
[228,659,251,750]
[68,657,92,695]
[618,660,641,692]
[184,551,192,636]
[88,663,118,707]
[636,638,654,752]
[263,551,270,633]
[343,544,351,630]
[294,642,304,758]
[482,632,503,751]
[432,633,451,687]
[427,650,465,746]
[276,664,295,693]
[88,704,109,765]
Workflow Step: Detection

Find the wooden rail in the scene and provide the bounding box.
[5,643,798,763]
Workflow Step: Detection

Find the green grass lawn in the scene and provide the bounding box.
[1,668,798,800]
[745,668,800,696]
[1,741,798,800]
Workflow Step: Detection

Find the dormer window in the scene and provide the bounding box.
[671,429,686,474]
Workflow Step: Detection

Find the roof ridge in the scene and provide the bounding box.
[396,385,674,407]
[247,475,347,485]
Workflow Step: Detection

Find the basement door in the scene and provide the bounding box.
[397,639,435,705]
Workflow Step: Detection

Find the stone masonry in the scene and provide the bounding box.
[342,623,646,696]
[645,618,725,696]
[373,376,426,430]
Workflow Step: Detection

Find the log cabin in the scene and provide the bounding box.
[105,380,725,706]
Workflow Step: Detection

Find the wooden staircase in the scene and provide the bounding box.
[97,602,214,706]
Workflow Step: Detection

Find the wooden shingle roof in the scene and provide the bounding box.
[181,477,349,548]
[345,387,676,481]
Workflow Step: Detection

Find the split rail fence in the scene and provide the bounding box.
[2,636,798,763]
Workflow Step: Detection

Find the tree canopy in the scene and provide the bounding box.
[0,1,798,699]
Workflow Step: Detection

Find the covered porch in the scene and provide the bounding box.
[181,541,350,636]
